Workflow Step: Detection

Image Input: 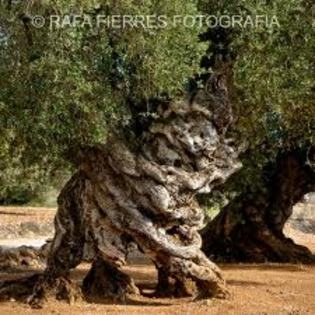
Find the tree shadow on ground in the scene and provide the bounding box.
[226,279,267,287]
[221,263,312,272]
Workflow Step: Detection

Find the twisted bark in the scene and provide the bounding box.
[155,266,195,297]
[202,149,315,263]
[0,74,241,305]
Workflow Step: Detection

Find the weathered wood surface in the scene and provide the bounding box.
[0,74,241,306]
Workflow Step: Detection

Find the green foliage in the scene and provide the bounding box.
[198,192,230,220]
[0,132,68,204]
[197,0,315,204]
[234,1,314,151]
[200,0,314,151]
[1,0,314,205]
[0,0,206,203]
[0,0,206,160]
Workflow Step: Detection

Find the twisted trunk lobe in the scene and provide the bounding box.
[0,74,240,305]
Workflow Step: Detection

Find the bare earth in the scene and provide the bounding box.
[0,206,314,315]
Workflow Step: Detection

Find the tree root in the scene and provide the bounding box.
[154,267,195,298]
[194,279,229,300]
[82,258,139,303]
[0,273,81,309]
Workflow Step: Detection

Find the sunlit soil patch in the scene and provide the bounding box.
[284,202,315,253]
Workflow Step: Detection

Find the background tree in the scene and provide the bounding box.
[199,0,315,263]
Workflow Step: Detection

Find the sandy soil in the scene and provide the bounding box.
[0,262,314,315]
[0,206,314,315]
[284,203,315,253]
[0,207,55,239]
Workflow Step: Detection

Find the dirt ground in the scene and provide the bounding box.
[0,206,314,315]
[0,207,55,239]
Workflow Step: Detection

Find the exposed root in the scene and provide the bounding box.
[0,273,81,309]
[28,275,82,308]
[195,279,229,300]
[0,273,41,302]
[82,258,139,303]
[154,267,195,298]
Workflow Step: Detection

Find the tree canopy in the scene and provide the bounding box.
[0,0,314,203]
[197,0,314,203]
[200,0,314,149]
[0,0,206,200]
[0,0,206,160]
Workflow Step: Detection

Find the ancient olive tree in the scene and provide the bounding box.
[199,0,315,263]
[0,0,240,306]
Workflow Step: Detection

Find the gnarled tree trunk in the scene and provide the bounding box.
[202,149,315,263]
[0,74,241,306]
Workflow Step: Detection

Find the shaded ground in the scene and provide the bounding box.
[0,205,314,315]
